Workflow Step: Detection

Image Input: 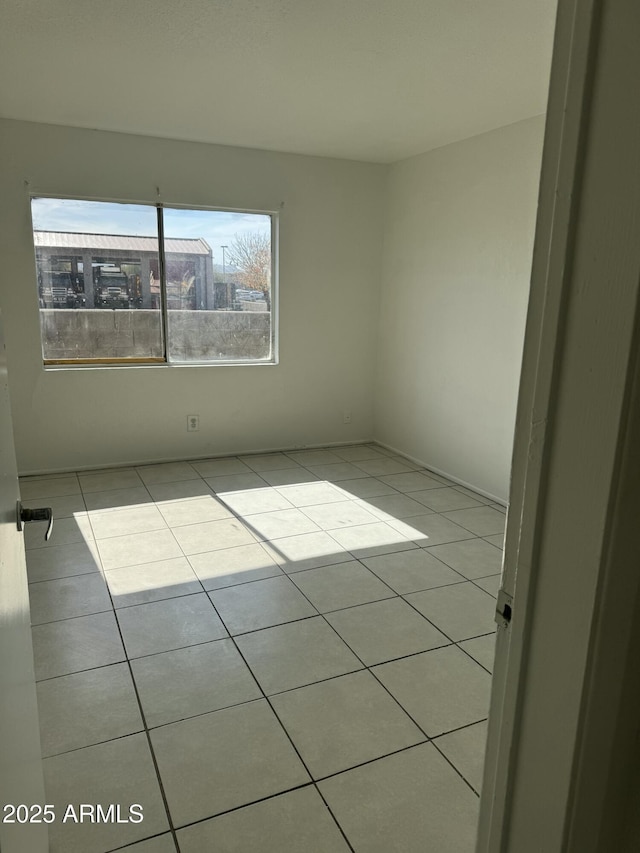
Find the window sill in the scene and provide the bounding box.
[43,359,279,371]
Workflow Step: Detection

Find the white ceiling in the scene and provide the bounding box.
[0,0,556,163]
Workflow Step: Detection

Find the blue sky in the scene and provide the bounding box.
[31,198,270,264]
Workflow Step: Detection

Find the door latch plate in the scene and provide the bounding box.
[495,588,513,629]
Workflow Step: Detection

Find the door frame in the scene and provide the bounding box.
[478,0,640,850]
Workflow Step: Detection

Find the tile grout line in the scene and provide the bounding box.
[82,527,183,852]
[106,828,180,852]
[202,594,357,853]
[31,464,499,674]
[29,450,501,846]
[107,581,183,853]
[430,739,483,798]
[264,573,447,779]
[33,520,183,852]
[398,593,497,676]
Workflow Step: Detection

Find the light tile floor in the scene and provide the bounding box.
[22,443,505,853]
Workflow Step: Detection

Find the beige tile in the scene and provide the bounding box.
[483,533,505,550]
[136,461,200,485]
[426,538,503,579]
[75,466,132,476]
[190,457,253,477]
[97,529,182,570]
[459,633,497,673]
[260,468,320,486]
[435,720,488,793]
[220,487,294,516]
[276,481,346,507]
[290,561,395,613]
[177,787,350,853]
[84,486,153,512]
[106,557,202,608]
[132,639,260,727]
[33,611,126,681]
[305,462,370,481]
[392,513,475,547]
[319,743,479,853]
[285,449,343,466]
[362,549,463,594]
[453,485,492,504]
[90,505,168,539]
[20,475,80,500]
[44,734,168,852]
[326,598,450,665]
[172,517,256,555]
[474,574,501,596]
[151,700,309,826]
[26,540,102,582]
[328,521,419,558]
[24,514,93,550]
[379,471,446,491]
[157,495,232,526]
[263,531,351,573]
[405,582,496,641]
[239,452,303,472]
[365,444,396,457]
[360,492,432,519]
[246,508,321,541]
[37,663,143,757]
[120,836,176,853]
[116,593,227,658]
[189,543,283,590]
[333,477,397,499]
[79,468,143,493]
[205,472,268,492]
[441,506,506,537]
[271,670,424,778]
[29,573,112,625]
[373,646,491,736]
[354,458,414,476]
[147,479,214,502]
[235,616,363,694]
[420,470,457,485]
[387,455,423,470]
[300,500,380,530]
[331,445,386,462]
[209,576,316,635]
[412,487,483,512]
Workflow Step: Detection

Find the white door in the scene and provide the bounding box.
[0,309,48,852]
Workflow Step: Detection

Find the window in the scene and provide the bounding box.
[30,198,276,366]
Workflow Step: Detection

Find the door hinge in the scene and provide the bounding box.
[495,589,513,629]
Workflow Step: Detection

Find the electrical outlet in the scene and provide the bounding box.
[187,414,200,432]
[343,411,352,424]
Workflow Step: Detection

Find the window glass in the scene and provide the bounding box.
[162,207,272,363]
[30,199,275,365]
[31,198,163,361]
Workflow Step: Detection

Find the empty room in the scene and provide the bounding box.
[0,1,562,851]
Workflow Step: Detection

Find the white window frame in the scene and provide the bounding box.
[30,195,279,369]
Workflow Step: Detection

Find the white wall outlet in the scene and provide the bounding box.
[343,411,352,424]
[187,414,200,432]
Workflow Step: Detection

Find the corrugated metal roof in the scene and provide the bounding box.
[33,231,211,255]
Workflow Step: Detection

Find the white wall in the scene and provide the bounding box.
[374,116,545,500]
[0,119,385,473]
[0,117,545,488]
